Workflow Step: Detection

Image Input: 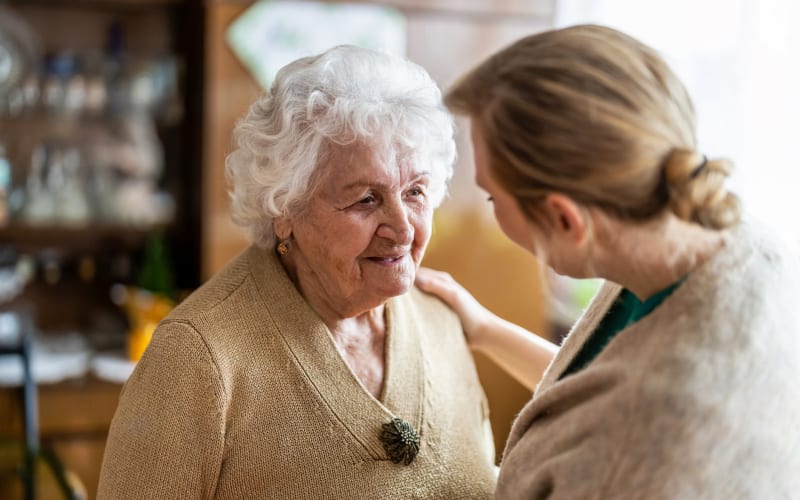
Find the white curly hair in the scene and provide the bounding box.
[225,45,456,248]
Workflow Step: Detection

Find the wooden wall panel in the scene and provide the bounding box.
[208,0,552,17]
[202,3,260,276]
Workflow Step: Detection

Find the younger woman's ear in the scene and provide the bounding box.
[542,193,588,245]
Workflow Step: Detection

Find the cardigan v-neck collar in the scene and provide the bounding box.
[535,282,621,395]
[247,245,426,461]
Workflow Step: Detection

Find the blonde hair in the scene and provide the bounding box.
[446,24,740,230]
[227,45,455,248]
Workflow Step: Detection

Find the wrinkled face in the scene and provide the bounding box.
[288,144,434,314]
[471,122,538,254]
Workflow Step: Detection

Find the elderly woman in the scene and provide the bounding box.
[418,25,800,499]
[97,45,496,499]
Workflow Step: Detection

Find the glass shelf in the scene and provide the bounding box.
[1,223,159,253]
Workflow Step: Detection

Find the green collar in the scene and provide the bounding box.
[559,279,683,379]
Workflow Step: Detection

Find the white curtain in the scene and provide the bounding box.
[556,0,800,241]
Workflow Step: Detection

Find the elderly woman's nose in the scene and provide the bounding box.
[376,199,414,244]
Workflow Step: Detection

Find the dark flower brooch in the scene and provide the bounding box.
[380,417,420,465]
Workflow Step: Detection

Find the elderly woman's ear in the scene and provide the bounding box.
[274,217,292,242]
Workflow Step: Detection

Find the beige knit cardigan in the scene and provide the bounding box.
[98,246,496,499]
[496,222,800,499]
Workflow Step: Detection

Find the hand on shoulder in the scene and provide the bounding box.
[415,267,493,348]
[416,267,557,391]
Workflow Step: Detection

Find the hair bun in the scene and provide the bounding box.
[663,149,741,229]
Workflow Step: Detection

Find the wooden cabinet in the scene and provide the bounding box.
[0,1,204,497]
[0,377,121,499]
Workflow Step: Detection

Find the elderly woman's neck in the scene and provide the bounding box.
[279,250,388,334]
[279,248,389,397]
[324,306,387,341]
[593,213,727,301]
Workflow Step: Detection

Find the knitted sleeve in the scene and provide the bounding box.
[97,320,227,500]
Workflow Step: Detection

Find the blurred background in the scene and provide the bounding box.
[0,0,796,498]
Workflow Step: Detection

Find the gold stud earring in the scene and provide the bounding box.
[277,240,289,255]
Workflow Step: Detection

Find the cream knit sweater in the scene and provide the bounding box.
[496,222,800,499]
[98,246,496,499]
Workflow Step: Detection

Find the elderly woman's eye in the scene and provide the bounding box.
[407,186,426,198]
[358,194,377,205]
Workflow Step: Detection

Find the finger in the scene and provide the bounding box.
[416,268,450,286]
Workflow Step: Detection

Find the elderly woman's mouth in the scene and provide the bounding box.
[366,255,407,266]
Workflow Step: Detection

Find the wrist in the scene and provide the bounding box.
[468,312,497,352]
